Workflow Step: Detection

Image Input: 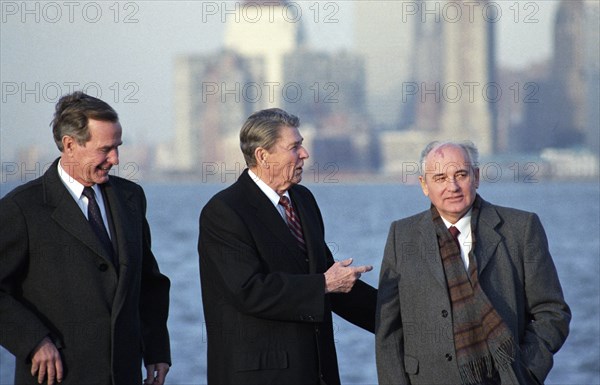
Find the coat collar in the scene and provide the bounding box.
[417,213,447,288]
[43,158,134,269]
[237,169,312,271]
[418,197,503,287]
[473,198,502,275]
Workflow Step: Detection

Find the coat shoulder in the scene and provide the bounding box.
[390,210,429,230]
[0,177,44,208]
[107,175,143,195]
[480,199,539,226]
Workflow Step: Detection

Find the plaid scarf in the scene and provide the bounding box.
[432,196,514,385]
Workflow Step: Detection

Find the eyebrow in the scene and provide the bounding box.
[431,168,469,177]
[100,141,123,150]
[287,138,303,148]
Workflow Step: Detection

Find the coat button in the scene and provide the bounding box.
[98,263,109,272]
[445,353,453,361]
[441,309,449,318]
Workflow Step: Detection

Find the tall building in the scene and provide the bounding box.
[224,0,303,107]
[354,1,417,129]
[409,2,444,132]
[165,1,377,174]
[283,50,376,171]
[283,49,366,125]
[550,0,587,146]
[584,0,600,154]
[380,0,497,175]
[518,0,588,152]
[438,0,496,155]
[169,51,261,171]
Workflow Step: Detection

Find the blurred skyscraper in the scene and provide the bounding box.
[165,52,261,172]
[584,0,599,155]
[438,0,496,155]
[379,0,497,174]
[517,0,591,152]
[163,0,376,174]
[224,0,304,107]
[354,1,417,129]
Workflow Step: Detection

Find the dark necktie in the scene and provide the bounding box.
[82,186,115,263]
[279,196,306,252]
[449,226,461,251]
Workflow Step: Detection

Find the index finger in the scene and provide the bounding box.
[353,265,373,273]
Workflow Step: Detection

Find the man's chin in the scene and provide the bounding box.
[293,173,303,185]
[94,172,111,184]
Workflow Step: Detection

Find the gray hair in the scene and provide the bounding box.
[419,140,479,175]
[239,108,300,167]
[51,91,118,151]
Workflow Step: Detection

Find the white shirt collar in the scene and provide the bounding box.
[58,159,102,201]
[441,208,472,234]
[248,169,290,207]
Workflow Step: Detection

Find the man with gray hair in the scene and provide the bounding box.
[0,91,171,385]
[198,108,377,385]
[376,140,570,384]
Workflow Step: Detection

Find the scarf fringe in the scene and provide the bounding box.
[458,339,515,385]
[492,338,515,371]
[459,355,493,384]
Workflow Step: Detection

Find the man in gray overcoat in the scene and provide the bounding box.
[376,141,570,385]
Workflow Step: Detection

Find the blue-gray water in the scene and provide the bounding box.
[1,181,599,384]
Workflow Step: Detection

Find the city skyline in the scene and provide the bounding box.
[0,1,582,165]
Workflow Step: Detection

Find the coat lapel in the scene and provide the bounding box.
[473,199,502,275]
[101,180,138,270]
[289,188,321,273]
[44,160,115,265]
[101,179,139,314]
[238,171,308,271]
[418,212,448,288]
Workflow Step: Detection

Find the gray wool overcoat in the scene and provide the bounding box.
[376,198,571,385]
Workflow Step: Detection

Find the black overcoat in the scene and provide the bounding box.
[0,159,171,385]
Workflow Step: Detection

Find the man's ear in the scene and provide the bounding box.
[254,147,269,168]
[62,136,76,157]
[419,175,429,197]
[473,167,480,188]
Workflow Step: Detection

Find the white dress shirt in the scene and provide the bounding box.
[58,160,112,238]
[441,209,473,270]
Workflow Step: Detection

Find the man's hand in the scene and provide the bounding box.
[324,258,373,294]
[31,337,63,385]
[144,362,170,385]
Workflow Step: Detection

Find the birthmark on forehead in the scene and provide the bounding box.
[432,146,447,159]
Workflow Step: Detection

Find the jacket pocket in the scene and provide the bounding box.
[404,354,419,375]
[234,350,289,372]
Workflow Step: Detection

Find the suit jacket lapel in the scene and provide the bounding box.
[474,199,502,275]
[44,160,115,264]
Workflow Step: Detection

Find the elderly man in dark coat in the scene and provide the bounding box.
[0,92,171,385]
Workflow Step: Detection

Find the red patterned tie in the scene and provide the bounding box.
[449,226,461,250]
[279,196,306,251]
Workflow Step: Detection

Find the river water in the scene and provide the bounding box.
[1,180,598,384]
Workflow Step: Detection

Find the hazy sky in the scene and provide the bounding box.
[1,1,561,161]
